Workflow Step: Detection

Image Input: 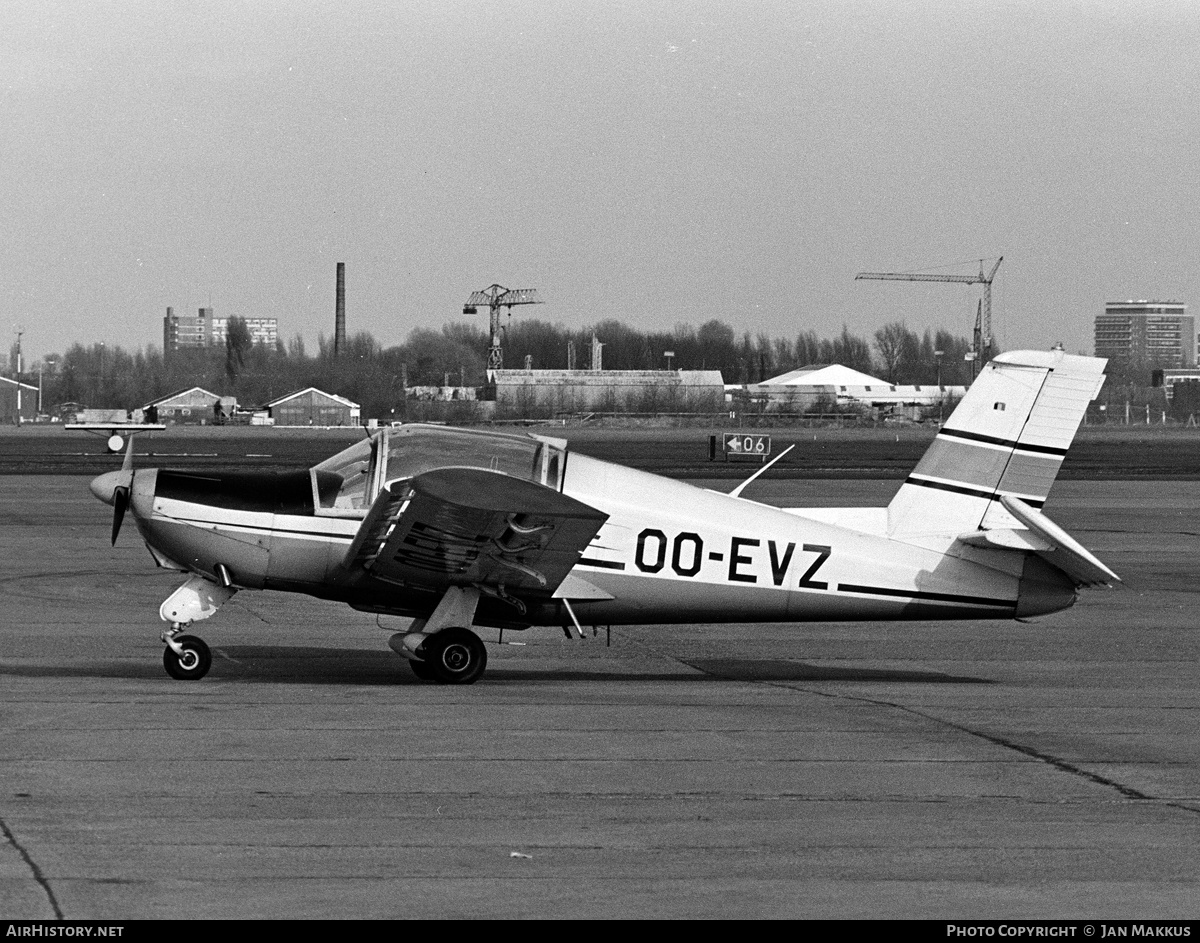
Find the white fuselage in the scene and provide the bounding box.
[556,453,1069,624]
[126,447,1076,629]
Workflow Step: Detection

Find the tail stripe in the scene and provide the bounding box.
[904,475,1046,508]
[909,436,1062,499]
[939,427,1068,456]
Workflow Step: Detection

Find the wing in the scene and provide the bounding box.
[341,467,608,597]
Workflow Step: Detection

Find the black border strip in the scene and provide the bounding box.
[578,557,626,571]
[838,582,1016,609]
[939,427,1068,456]
[904,476,1046,509]
[169,516,356,542]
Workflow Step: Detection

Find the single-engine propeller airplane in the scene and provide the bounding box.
[89,349,1118,685]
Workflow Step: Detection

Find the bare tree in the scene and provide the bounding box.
[874,321,911,382]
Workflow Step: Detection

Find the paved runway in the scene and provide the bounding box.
[1,476,1198,919]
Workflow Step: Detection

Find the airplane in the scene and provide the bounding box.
[65,421,167,454]
[88,349,1119,685]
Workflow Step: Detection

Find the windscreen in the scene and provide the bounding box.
[385,425,543,486]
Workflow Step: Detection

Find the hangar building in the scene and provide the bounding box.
[267,388,360,426]
[143,387,236,425]
[743,364,966,414]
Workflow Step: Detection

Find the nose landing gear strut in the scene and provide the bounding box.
[157,574,235,681]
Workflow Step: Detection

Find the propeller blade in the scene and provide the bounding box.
[111,485,130,545]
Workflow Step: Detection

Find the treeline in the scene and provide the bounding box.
[502,318,977,387]
[33,317,982,419]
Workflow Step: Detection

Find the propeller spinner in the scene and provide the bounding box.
[89,438,136,545]
[89,469,134,542]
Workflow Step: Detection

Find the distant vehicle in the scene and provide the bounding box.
[89,350,1119,685]
[74,408,129,424]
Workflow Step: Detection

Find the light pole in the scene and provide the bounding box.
[13,327,23,425]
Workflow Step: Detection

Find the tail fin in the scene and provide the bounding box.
[887,350,1106,537]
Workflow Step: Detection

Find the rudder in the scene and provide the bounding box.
[887,350,1106,537]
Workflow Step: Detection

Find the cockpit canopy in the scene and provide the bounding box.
[311,424,566,516]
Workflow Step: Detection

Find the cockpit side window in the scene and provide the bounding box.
[546,449,563,490]
[314,470,343,507]
[312,436,378,516]
[531,440,566,490]
[310,426,566,516]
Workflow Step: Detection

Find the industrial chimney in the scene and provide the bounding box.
[334,262,346,355]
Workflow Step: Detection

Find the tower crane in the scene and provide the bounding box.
[854,257,1003,366]
[462,284,543,372]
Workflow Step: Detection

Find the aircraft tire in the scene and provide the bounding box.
[163,635,212,681]
[409,658,436,681]
[422,627,487,685]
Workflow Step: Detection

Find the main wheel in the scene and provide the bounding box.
[409,658,436,681]
[163,635,212,680]
[421,628,487,685]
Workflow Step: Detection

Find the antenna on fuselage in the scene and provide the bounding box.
[727,445,794,499]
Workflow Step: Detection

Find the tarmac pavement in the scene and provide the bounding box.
[1,476,1198,919]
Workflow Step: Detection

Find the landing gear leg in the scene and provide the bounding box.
[387,587,488,684]
[157,576,233,681]
[162,625,212,680]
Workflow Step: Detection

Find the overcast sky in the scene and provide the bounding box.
[4,0,1199,364]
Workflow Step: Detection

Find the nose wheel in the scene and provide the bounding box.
[162,629,212,680]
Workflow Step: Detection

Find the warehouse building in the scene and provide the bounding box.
[1153,367,1200,399]
[490,369,725,413]
[266,388,360,426]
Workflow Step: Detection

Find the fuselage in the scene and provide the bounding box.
[102,424,1077,630]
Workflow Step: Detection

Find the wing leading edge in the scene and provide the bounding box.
[342,467,609,603]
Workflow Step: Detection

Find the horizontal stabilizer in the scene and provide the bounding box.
[958,527,1052,553]
[959,495,1119,588]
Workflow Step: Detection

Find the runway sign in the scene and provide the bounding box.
[710,433,771,463]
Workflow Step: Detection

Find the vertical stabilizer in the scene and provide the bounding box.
[887,350,1106,537]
